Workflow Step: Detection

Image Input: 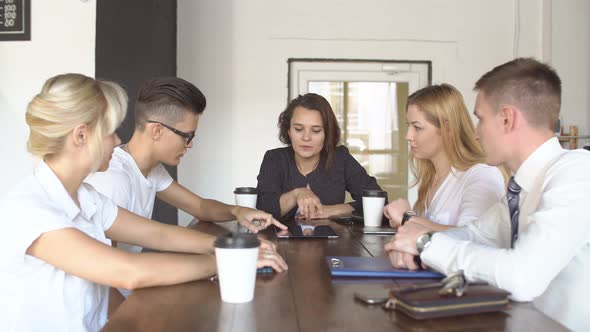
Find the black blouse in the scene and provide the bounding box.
[256,145,383,221]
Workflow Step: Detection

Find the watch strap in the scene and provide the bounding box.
[417,231,435,254]
[401,211,417,225]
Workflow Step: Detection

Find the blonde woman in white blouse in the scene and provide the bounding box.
[0,74,285,332]
[384,84,505,232]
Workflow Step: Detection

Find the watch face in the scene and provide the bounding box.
[405,211,417,218]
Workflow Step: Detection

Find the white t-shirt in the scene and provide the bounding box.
[424,163,505,226]
[0,161,118,332]
[85,146,173,254]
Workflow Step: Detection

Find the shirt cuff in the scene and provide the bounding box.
[347,201,359,212]
[421,232,453,273]
[421,232,499,283]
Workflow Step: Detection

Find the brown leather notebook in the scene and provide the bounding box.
[387,284,510,320]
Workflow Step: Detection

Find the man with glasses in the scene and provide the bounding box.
[86,77,287,297]
[145,119,196,145]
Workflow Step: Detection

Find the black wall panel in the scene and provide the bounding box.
[96,0,178,225]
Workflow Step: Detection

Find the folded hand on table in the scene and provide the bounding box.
[383,198,411,228]
[384,222,430,270]
[258,238,288,272]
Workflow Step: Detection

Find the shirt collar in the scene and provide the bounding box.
[34,161,97,220]
[513,137,563,192]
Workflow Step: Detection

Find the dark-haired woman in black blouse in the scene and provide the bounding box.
[256,93,383,222]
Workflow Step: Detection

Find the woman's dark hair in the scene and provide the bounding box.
[278,93,341,169]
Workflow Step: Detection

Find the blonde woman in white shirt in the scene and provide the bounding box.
[383,84,505,232]
[0,74,286,332]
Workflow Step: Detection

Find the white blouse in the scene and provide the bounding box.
[424,163,505,226]
[0,161,118,332]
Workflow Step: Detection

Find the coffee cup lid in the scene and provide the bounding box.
[362,190,387,198]
[234,187,257,194]
[214,232,260,249]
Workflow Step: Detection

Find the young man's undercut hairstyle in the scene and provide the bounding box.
[474,57,561,130]
[135,77,206,130]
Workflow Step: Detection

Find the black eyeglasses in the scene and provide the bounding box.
[146,120,196,145]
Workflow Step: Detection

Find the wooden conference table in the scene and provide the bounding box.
[102,219,567,332]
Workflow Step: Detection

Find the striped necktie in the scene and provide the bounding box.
[507,176,522,248]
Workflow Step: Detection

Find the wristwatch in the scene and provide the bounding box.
[416,231,435,254]
[401,210,417,225]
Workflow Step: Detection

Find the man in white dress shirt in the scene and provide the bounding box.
[385,58,590,331]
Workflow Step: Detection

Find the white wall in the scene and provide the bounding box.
[0,1,587,226]
[0,0,96,194]
[552,0,590,136]
[177,1,236,225]
[177,0,560,225]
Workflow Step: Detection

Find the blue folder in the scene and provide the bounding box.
[326,256,445,279]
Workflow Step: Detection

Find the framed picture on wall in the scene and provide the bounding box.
[0,0,31,41]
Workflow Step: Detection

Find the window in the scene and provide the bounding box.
[289,60,431,204]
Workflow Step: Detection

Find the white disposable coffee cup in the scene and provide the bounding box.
[214,233,260,303]
[362,190,387,227]
[234,187,257,209]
